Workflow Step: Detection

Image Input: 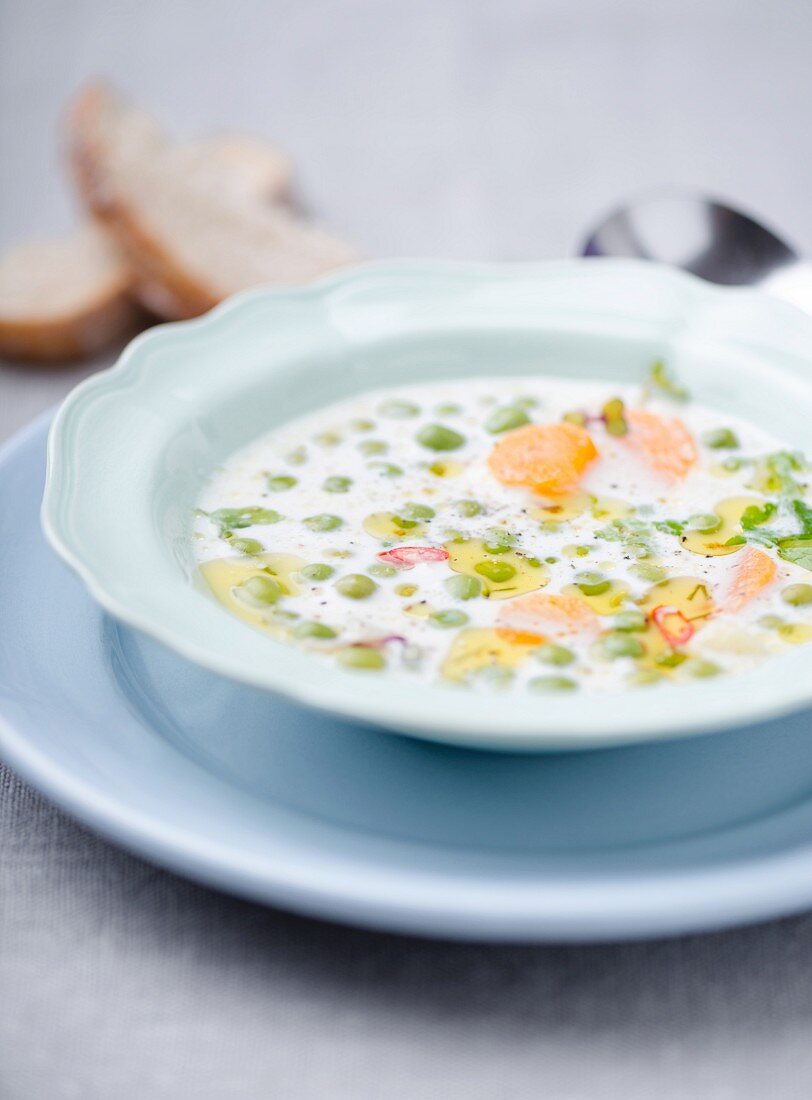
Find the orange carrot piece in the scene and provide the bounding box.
[497,592,600,639]
[488,421,598,496]
[626,409,698,480]
[726,546,778,611]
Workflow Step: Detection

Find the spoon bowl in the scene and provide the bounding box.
[582,189,812,313]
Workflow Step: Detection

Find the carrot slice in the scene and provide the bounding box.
[496,627,547,647]
[497,592,600,639]
[726,546,777,611]
[488,422,597,497]
[626,409,697,480]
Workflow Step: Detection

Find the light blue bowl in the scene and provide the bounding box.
[42,260,812,751]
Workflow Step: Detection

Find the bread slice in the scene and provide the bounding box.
[68,83,357,319]
[0,225,142,363]
[171,132,293,203]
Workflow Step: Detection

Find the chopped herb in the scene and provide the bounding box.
[741,502,777,529]
[748,451,806,497]
[644,360,690,402]
[654,519,685,536]
[777,539,812,571]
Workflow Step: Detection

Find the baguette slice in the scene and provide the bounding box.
[68,83,357,319]
[0,225,142,363]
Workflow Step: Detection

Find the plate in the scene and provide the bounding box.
[42,260,812,750]
[6,414,812,941]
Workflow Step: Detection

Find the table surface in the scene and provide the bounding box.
[3,2,812,1097]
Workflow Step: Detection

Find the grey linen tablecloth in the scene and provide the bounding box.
[3,2,812,1096]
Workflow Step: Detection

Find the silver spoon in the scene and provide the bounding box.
[581,189,812,314]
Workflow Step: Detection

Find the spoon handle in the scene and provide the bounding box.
[760,261,812,316]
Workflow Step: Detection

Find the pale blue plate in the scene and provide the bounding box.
[6,414,812,941]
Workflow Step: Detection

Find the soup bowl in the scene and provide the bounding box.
[42,259,812,750]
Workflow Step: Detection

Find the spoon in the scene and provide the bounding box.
[581,189,812,314]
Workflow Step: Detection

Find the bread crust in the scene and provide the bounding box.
[0,280,141,362]
[68,83,355,320]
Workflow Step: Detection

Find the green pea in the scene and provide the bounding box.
[545,556,558,564]
[630,562,668,583]
[303,513,343,532]
[416,423,466,452]
[338,647,386,670]
[477,666,514,688]
[300,563,335,582]
[759,614,784,629]
[685,512,722,533]
[528,675,578,693]
[612,610,647,632]
[368,462,403,477]
[575,571,611,596]
[562,410,587,426]
[271,608,299,622]
[628,668,664,687]
[314,430,341,446]
[351,418,375,432]
[294,621,338,640]
[400,502,435,521]
[485,405,530,434]
[435,402,462,415]
[209,506,282,532]
[686,658,722,678]
[285,446,307,466]
[379,399,420,418]
[599,633,645,659]
[483,528,515,554]
[654,650,687,669]
[536,643,575,667]
[782,583,812,607]
[702,427,740,449]
[444,574,482,601]
[323,476,353,493]
[237,575,282,605]
[456,499,483,518]
[474,560,516,583]
[267,474,297,492]
[514,395,538,409]
[430,609,470,628]
[229,537,264,555]
[335,574,378,599]
[369,562,398,578]
[574,546,591,557]
[358,440,388,456]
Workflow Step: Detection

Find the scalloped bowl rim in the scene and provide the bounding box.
[42,259,812,750]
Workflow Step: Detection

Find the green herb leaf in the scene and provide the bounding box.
[792,499,812,536]
[777,538,812,572]
[644,360,690,402]
[741,502,777,530]
[654,519,685,536]
[748,451,806,497]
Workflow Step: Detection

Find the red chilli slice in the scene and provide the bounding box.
[376,546,450,570]
[650,605,694,647]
